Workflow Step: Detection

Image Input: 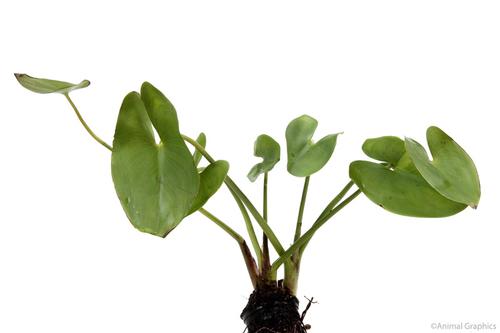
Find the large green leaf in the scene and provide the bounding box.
[15,73,90,94]
[405,126,481,208]
[362,136,405,166]
[247,134,281,182]
[286,115,340,177]
[111,83,200,237]
[193,132,206,167]
[188,160,229,214]
[349,160,466,217]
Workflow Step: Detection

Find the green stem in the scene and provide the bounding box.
[225,177,285,255]
[231,187,263,268]
[64,94,112,151]
[299,180,354,256]
[261,172,271,277]
[198,207,243,242]
[181,135,262,264]
[198,208,258,287]
[271,189,361,274]
[182,135,285,256]
[316,181,354,222]
[293,176,310,243]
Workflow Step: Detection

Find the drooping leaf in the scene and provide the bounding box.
[188,160,229,214]
[247,134,280,182]
[14,73,90,94]
[286,115,340,177]
[111,83,200,237]
[193,132,206,167]
[362,136,405,166]
[405,126,481,208]
[349,160,466,217]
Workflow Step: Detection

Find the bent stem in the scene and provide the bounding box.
[199,208,258,287]
[64,93,112,151]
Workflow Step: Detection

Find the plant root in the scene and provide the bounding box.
[241,282,313,333]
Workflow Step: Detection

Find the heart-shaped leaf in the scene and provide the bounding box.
[405,126,480,208]
[111,83,200,237]
[193,132,206,167]
[362,136,405,166]
[349,160,467,217]
[247,134,280,182]
[15,73,90,94]
[188,160,229,214]
[286,115,340,177]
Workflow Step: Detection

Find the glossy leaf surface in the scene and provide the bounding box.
[350,160,466,217]
[286,115,339,177]
[189,160,229,214]
[111,83,199,237]
[15,73,90,94]
[405,126,480,207]
[362,136,405,166]
[247,134,280,182]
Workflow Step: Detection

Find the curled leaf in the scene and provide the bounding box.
[405,126,480,208]
[286,115,340,177]
[247,134,280,182]
[349,161,466,217]
[362,136,405,166]
[111,83,199,237]
[189,160,229,214]
[193,133,206,167]
[15,73,90,94]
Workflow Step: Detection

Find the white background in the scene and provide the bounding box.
[1,1,499,332]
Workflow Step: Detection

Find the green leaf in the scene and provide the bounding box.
[188,160,229,214]
[405,127,480,208]
[286,115,340,177]
[14,73,90,94]
[350,160,466,217]
[362,136,405,166]
[193,132,206,167]
[111,83,200,237]
[247,134,281,182]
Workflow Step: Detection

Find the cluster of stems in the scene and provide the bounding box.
[65,93,361,294]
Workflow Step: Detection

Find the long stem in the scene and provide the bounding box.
[198,208,258,287]
[316,181,354,222]
[271,189,361,274]
[182,135,285,256]
[293,176,310,243]
[64,94,112,151]
[261,173,271,277]
[231,187,263,268]
[299,181,354,256]
[225,177,285,255]
[181,135,263,263]
[198,207,243,242]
